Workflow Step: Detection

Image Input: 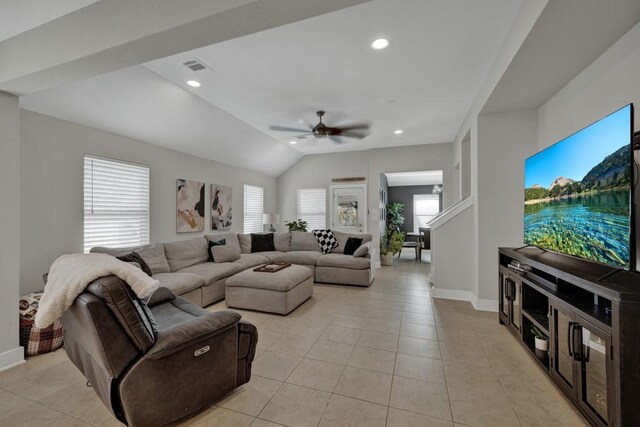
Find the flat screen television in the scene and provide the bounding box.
[524,104,635,270]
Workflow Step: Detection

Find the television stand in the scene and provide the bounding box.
[598,267,640,282]
[499,247,640,427]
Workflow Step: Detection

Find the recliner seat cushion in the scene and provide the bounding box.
[152,272,205,296]
[164,237,209,271]
[179,262,244,286]
[317,254,371,270]
[272,251,323,265]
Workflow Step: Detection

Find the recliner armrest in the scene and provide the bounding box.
[147,310,241,360]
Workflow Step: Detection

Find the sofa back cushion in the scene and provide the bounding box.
[274,232,291,252]
[212,245,241,263]
[206,233,240,250]
[163,237,209,272]
[290,231,321,252]
[237,234,251,253]
[91,244,170,274]
[331,232,373,254]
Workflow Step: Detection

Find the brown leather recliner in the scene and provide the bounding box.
[60,275,258,426]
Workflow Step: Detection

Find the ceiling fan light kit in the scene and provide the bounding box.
[270,110,371,144]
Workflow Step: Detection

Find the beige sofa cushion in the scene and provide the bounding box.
[332,232,372,254]
[233,253,270,269]
[211,245,241,263]
[205,233,240,249]
[179,262,243,286]
[290,231,321,252]
[273,251,323,265]
[274,232,291,252]
[238,234,251,254]
[317,254,370,270]
[91,244,170,274]
[255,251,285,262]
[163,237,209,271]
[153,272,204,295]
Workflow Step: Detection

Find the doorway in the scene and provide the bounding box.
[329,184,367,234]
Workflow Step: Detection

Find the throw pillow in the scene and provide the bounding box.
[251,233,275,253]
[117,251,153,277]
[211,245,241,263]
[344,237,363,256]
[207,238,226,262]
[353,241,371,258]
[312,229,339,254]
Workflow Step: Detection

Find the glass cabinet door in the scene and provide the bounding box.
[578,321,610,425]
[552,306,576,394]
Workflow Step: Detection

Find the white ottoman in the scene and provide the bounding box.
[225,265,313,315]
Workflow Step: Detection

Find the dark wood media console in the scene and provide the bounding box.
[498,247,640,427]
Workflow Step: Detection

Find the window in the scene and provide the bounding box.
[414,194,440,232]
[243,184,264,233]
[297,188,326,231]
[84,155,150,253]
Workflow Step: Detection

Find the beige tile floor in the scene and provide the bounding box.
[0,253,589,427]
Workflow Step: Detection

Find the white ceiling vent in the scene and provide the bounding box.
[182,58,212,72]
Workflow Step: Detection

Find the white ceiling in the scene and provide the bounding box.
[0,0,98,42]
[19,0,523,176]
[385,170,443,186]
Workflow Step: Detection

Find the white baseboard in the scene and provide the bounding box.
[471,297,498,312]
[432,288,498,312]
[0,347,24,372]
[431,288,474,302]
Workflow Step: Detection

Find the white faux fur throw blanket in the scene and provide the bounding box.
[35,253,159,328]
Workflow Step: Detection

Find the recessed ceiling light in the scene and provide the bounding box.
[289,140,297,145]
[394,129,404,135]
[371,38,389,50]
[186,80,201,88]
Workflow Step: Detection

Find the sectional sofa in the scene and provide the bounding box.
[91,231,373,308]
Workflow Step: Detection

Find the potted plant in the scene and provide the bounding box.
[380,203,406,265]
[285,219,308,232]
[531,325,548,351]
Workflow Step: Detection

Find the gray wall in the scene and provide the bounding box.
[19,110,278,294]
[538,20,640,270]
[387,185,442,233]
[0,92,22,368]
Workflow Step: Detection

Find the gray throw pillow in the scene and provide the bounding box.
[353,242,371,258]
[211,245,241,263]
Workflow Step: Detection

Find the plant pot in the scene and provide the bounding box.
[381,252,394,266]
[534,336,548,351]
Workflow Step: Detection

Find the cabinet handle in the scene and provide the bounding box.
[572,325,583,362]
[567,322,574,358]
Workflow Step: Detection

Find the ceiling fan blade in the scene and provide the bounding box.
[328,135,348,144]
[330,129,368,139]
[269,125,312,133]
[334,122,371,132]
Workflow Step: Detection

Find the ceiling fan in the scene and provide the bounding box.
[269,111,370,143]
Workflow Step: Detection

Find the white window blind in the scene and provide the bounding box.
[297,188,326,231]
[414,194,440,232]
[243,184,264,233]
[84,155,150,253]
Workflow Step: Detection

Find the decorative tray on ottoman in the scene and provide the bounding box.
[253,261,291,273]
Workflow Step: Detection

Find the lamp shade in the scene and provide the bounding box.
[263,213,280,225]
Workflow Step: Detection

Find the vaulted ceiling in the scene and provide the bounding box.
[16,0,523,176]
